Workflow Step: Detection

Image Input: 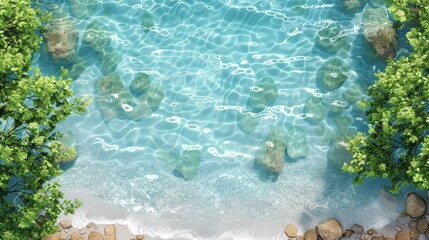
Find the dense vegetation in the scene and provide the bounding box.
[344,0,429,192]
[0,0,87,238]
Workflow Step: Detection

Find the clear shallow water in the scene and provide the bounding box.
[35,0,410,239]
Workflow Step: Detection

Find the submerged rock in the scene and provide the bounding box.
[334,115,353,128]
[71,0,97,19]
[129,73,152,98]
[97,48,122,75]
[327,127,356,171]
[247,77,278,113]
[303,96,329,124]
[285,125,308,159]
[362,6,398,60]
[157,150,180,164]
[82,21,112,52]
[141,11,154,32]
[44,14,78,65]
[316,219,343,240]
[316,23,350,54]
[237,112,261,133]
[56,131,79,168]
[317,58,349,91]
[68,57,89,80]
[339,0,367,12]
[137,83,165,111]
[95,74,131,121]
[174,150,202,180]
[342,83,365,104]
[254,129,287,175]
[378,186,400,211]
[406,193,427,219]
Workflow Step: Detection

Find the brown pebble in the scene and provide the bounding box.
[59,220,72,229]
[71,233,85,240]
[361,234,369,240]
[367,229,375,235]
[351,224,364,234]
[304,229,317,240]
[395,225,403,231]
[104,224,117,236]
[395,231,410,240]
[409,229,419,239]
[87,222,96,228]
[409,220,418,228]
[426,230,429,238]
[297,235,304,240]
[400,212,408,218]
[284,224,298,238]
[344,229,354,238]
[79,227,87,235]
[371,237,383,240]
[41,232,61,240]
[417,218,428,233]
[385,238,394,240]
[88,231,104,240]
[136,234,145,240]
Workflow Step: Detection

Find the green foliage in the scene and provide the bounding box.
[344,0,429,192]
[0,0,87,239]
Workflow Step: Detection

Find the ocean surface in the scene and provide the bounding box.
[34,0,412,239]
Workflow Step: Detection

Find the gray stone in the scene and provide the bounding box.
[174,150,202,180]
[129,73,152,98]
[339,0,367,11]
[342,83,365,104]
[247,77,278,113]
[82,21,112,52]
[316,23,350,53]
[316,218,343,240]
[137,83,165,111]
[285,125,308,159]
[237,112,261,133]
[59,219,72,229]
[406,193,427,219]
[254,128,287,175]
[303,96,329,124]
[98,48,122,75]
[317,58,349,91]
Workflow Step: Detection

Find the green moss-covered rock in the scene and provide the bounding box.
[141,11,154,32]
[362,6,398,60]
[317,58,349,91]
[247,77,278,113]
[68,57,89,80]
[237,112,261,134]
[342,83,365,104]
[98,48,122,75]
[71,0,97,19]
[137,83,164,111]
[129,73,152,98]
[82,20,112,52]
[285,126,308,159]
[304,96,329,124]
[316,23,350,53]
[339,0,368,12]
[95,74,130,121]
[334,115,353,128]
[254,129,287,175]
[43,14,78,65]
[174,150,202,180]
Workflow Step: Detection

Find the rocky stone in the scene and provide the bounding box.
[409,220,418,228]
[246,77,278,113]
[304,229,318,240]
[399,213,408,218]
[372,237,383,240]
[95,73,129,121]
[137,83,165,111]
[362,7,398,60]
[136,234,145,240]
[303,96,329,124]
[41,232,61,240]
[409,229,419,239]
[327,138,353,171]
[284,224,298,238]
[56,131,79,168]
[395,231,410,240]
[254,128,287,175]
[129,73,152,98]
[316,22,350,53]
[71,233,85,240]
[339,0,367,11]
[334,115,353,128]
[316,219,343,240]
[71,0,97,19]
[174,150,202,180]
[285,125,309,159]
[426,230,429,238]
[417,218,428,233]
[342,83,365,104]
[406,193,427,219]
[98,48,123,75]
[44,14,78,65]
[351,224,364,235]
[344,229,354,238]
[68,57,89,80]
[317,58,349,91]
[105,224,116,236]
[88,231,104,240]
[156,150,179,164]
[367,229,375,235]
[87,222,96,228]
[79,227,88,235]
[297,236,304,240]
[59,219,72,229]
[237,111,261,133]
[82,21,112,52]
[141,11,154,32]
[378,186,400,211]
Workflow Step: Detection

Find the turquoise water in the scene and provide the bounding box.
[35,0,409,239]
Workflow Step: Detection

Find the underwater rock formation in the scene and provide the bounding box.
[327,127,356,171]
[285,125,308,159]
[138,83,165,111]
[362,6,398,60]
[316,23,350,54]
[56,131,79,168]
[247,77,278,113]
[339,0,367,12]
[82,20,112,52]
[341,83,365,104]
[129,73,152,98]
[43,12,78,65]
[303,96,329,124]
[237,112,261,134]
[97,48,122,75]
[141,11,154,32]
[68,57,89,80]
[174,150,202,180]
[71,0,98,19]
[317,58,349,91]
[254,128,287,175]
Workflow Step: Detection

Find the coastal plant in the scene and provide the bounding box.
[0,0,87,238]
[343,0,429,192]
